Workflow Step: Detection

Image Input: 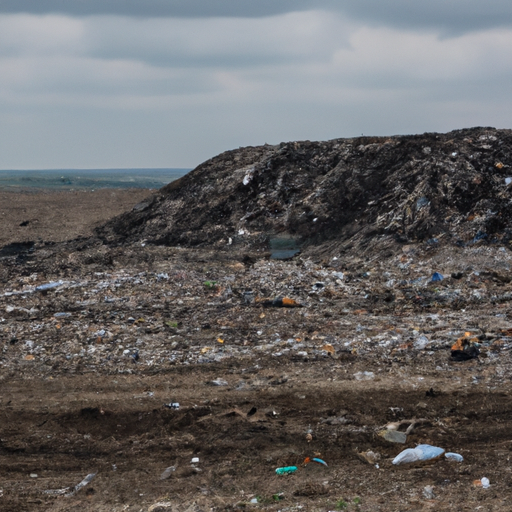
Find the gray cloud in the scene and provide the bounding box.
[1,6,512,169]
[1,1,512,35]
[0,13,348,69]
[339,1,512,36]
[0,0,305,18]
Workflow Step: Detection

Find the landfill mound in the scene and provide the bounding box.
[98,127,512,257]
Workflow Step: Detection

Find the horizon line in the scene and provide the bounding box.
[0,167,192,172]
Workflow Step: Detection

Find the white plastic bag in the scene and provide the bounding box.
[392,445,445,465]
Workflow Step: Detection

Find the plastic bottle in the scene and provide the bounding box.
[275,466,298,475]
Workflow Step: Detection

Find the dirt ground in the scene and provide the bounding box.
[0,189,152,246]
[1,190,512,511]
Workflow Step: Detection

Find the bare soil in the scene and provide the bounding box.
[0,189,151,246]
[4,359,512,512]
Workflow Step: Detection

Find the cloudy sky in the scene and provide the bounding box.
[1,1,511,169]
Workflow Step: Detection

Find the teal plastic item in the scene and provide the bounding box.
[275,466,298,475]
[312,458,328,467]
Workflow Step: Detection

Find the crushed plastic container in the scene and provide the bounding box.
[445,452,463,462]
[379,429,407,444]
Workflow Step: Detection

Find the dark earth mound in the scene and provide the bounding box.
[97,127,512,257]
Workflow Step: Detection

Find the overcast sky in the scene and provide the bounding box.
[1,1,512,169]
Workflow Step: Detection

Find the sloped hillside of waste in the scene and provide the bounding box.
[97,127,512,255]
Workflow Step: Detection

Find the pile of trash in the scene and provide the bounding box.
[97,127,512,259]
[1,239,512,376]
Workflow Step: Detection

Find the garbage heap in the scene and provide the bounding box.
[98,127,512,258]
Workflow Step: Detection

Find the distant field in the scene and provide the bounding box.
[0,168,190,191]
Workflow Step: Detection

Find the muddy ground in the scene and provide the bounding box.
[0,190,512,511]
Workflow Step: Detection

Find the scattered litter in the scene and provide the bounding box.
[354,371,375,381]
[160,466,176,480]
[44,488,70,496]
[259,297,302,307]
[35,281,65,292]
[275,466,298,475]
[242,168,254,186]
[209,378,228,386]
[321,344,335,355]
[413,335,430,350]
[474,477,490,488]
[30,473,38,478]
[65,473,96,497]
[445,452,464,462]
[164,402,180,410]
[378,430,407,444]
[431,272,444,282]
[357,450,381,465]
[423,485,436,499]
[304,457,328,467]
[392,445,445,465]
[383,418,429,436]
[451,333,480,361]
[191,457,199,464]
